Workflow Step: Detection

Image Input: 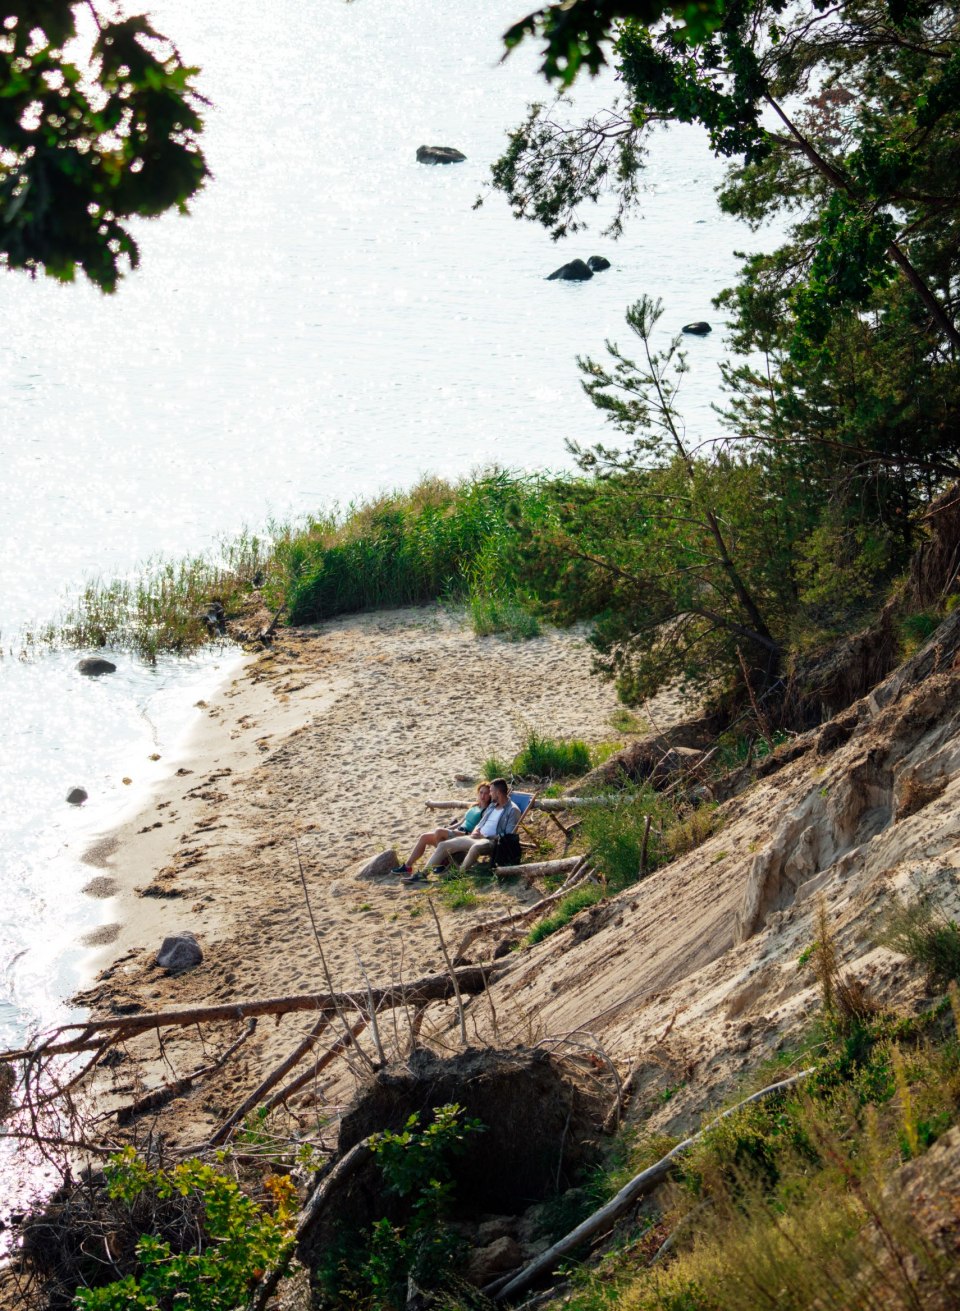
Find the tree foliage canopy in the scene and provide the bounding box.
[0,1,207,291]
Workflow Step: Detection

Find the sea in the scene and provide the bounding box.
[0,0,762,1204]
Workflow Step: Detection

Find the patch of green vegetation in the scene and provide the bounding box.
[316,1104,484,1310]
[72,1149,297,1310]
[609,707,648,734]
[32,530,273,661]
[469,590,541,639]
[514,729,593,780]
[878,892,960,987]
[437,876,481,911]
[526,884,604,944]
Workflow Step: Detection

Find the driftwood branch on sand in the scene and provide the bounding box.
[0,966,500,1063]
[488,1068,814,1302]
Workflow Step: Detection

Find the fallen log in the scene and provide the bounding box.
[0,966,500,1062]
[425,797,622,812]
[492,1068,813,1302]
[492,856,583,879]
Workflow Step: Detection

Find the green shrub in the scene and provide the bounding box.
[878,894,960,987]
[580,789,674,889]
[73,1149,297,1310]
[319,1104,484,1309]
[469,590,541,639]
[514,729,593,779]
[526,884,604,944]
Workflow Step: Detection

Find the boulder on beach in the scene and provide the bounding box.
[682,321,712,335]
[416,145,466,164]
[357,849,401,879]
[546,259,593,282]
[156,931,203,972]
[587,255,611,272]
[77,657,117,676]
[66,787,88,806]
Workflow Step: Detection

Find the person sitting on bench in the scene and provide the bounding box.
[402,778,521,882]
[392,781,491,877]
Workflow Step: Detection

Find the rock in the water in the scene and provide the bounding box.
[77,657,117,676]
[682,321,712,335]
[587,254,611,272]
[358,849,400,879]
[66,787,88,806]
[547,258,593,282]
[156,931,203,972]
[416,145,466,164]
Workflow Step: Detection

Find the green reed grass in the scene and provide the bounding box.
[276,471,550,626]
[32,530,274,662]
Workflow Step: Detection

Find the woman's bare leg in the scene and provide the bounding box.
[406,828,449,867]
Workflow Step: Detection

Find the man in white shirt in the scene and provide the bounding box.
[402,778,521,882]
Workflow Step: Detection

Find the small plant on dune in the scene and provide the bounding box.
[513,728,593,780]
[877,891,960,988]
[580,787,675,889]
[662,803,722,860]
[526,884,604,944]
[468,589,541,639]
[438,876,481,911]
[479,728,595,785]
[318,1104,484,1310]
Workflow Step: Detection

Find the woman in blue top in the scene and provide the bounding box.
[392,781,491,876]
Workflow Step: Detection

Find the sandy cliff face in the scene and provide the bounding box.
[480,620,960,1131]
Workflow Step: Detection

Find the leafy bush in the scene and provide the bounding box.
[73,1149,297,1310]
[580,789,674,889]
[319,1104,484,1310]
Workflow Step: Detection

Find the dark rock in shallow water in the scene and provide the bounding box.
[682,321,712,335]
[416,144,466,164]
[66,787,88,806]
[77,657,117,676]
[156,931,203,972]
[547,258,593,282]
[587,255,611,272]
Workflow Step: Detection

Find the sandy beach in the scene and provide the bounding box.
[73,606,649,1141]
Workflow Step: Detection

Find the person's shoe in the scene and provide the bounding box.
[391,863,412,875]
[401,869,426,884]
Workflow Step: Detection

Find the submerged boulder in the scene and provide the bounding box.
[77,657,117,676]
[66,787,88,806]
[416,145,466,164]
[587,255,611,272]
[547,259,593,282]
[681,321,712,335]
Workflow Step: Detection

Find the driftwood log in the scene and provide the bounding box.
[0,967,500,1063]
[489,1068,813,1302]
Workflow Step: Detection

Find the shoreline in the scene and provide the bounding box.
[69,606,646,1145]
